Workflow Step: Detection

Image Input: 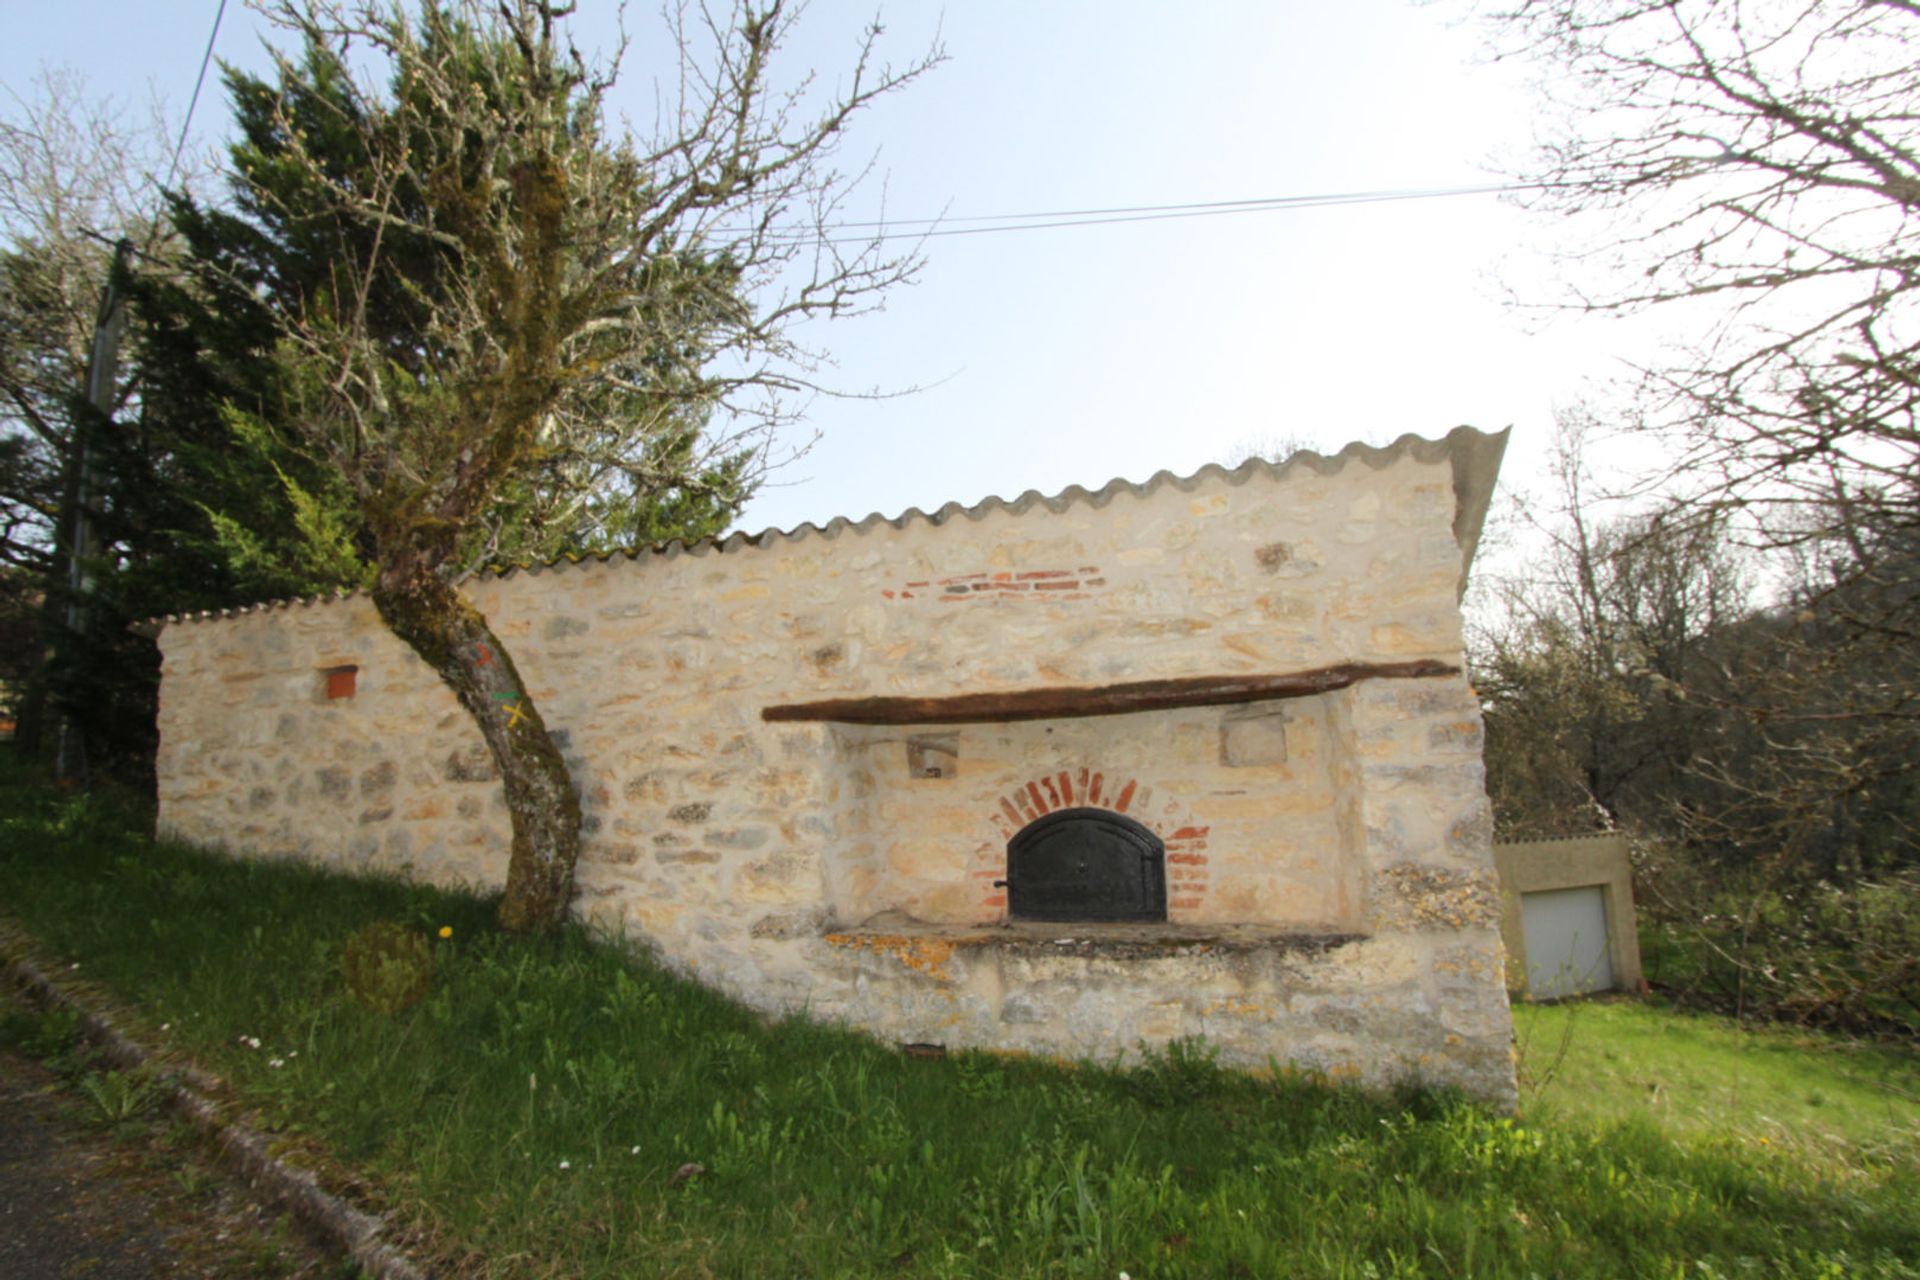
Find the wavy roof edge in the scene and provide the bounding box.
[137,425,1509,633]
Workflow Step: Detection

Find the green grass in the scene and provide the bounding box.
[1515,998,1920,1161]
[2,758,1917,1278]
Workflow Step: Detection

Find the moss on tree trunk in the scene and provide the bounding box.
[372,565,581,934]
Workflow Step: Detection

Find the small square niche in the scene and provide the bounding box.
[905,733,959,780]
[1220,705,1287,767]
[322,665,359,701]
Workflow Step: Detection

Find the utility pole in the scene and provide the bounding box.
[55,237,131,786]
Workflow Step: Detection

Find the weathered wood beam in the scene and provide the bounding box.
[761,659,1460,725]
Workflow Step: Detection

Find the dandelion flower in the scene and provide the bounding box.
[438,926,454,939]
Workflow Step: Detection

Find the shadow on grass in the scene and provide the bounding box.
[3,753,1917,1279]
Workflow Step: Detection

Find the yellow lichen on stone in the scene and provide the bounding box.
[1374,864,1501,930]
[824,933,957,983]
[1203,998,1274,1018]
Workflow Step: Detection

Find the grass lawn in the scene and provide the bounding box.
[1514,998,1920,1163]
[2,758,1916,1278]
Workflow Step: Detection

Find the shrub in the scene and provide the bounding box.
[342,920,434,1015]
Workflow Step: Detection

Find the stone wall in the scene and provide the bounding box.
[152,429,1517,1105]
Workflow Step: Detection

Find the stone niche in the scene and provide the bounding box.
[146,427,1519,1107]
[824,697,1358,932]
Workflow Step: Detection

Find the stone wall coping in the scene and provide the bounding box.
[135,425,1509,634]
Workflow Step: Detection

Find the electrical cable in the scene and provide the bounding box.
[718,182,1538,246]
[153,0,229,231]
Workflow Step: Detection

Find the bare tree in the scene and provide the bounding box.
[1483,0,1918,527]
[240,0,940,931]
[1477,0,1920,882]
[0,68,172,573]
[1472,408,1752,835]
[0,69,182,752]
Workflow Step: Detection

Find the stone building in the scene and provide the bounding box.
[148,427,1517,1105]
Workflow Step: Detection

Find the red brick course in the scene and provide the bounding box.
[883,566,1106,602]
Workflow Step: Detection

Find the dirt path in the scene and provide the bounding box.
[0,1046,344,1279]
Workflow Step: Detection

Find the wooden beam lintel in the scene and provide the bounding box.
[761,659,1460,726]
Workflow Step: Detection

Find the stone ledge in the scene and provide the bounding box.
[824,918,1366,960]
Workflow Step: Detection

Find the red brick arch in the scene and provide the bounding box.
[972,768,1209,919]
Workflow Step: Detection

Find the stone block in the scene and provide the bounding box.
[445,745,497,783]
[359,760,397,797]
[655,847,720,866]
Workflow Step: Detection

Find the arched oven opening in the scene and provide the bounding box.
[1001,807,1167,922]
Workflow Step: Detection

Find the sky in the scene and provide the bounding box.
[0,0,1667,541]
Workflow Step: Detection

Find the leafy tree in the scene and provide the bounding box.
[224,0,936,931]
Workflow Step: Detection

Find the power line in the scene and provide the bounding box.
[159,0,229,201]
[721,182,1537,246]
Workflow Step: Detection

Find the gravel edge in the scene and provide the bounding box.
[3,946,431,1280]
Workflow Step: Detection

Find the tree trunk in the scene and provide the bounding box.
[371,564,581,933]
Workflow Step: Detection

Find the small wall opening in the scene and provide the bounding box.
[322,665,358,701]
[1005,807,1166,922]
